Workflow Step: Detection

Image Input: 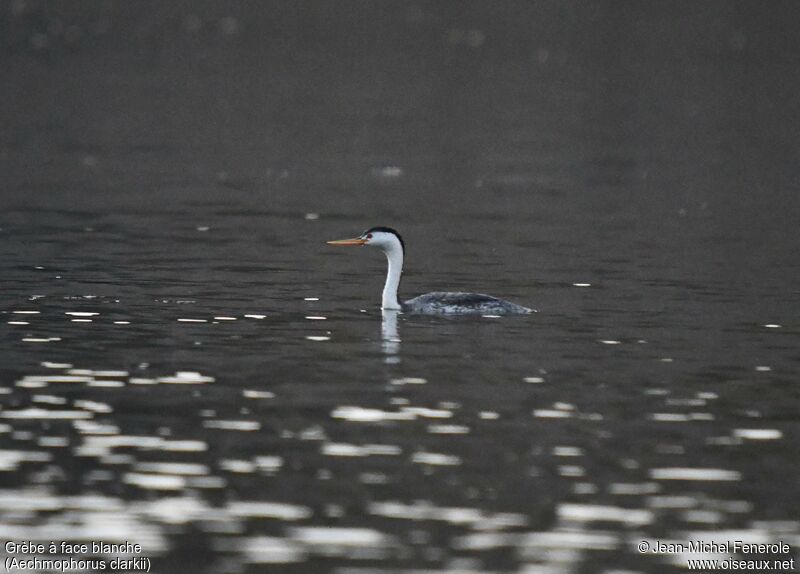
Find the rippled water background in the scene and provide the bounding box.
[1,2,799,573]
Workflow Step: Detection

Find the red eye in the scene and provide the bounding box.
[366,234,373,239]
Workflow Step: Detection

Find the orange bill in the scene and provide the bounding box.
[327,237,367,246]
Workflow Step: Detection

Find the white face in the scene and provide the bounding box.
[361,230,400,251]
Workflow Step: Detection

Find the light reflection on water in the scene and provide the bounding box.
[0,343,797,572]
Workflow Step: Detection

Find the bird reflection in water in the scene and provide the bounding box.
[381,310,401,364]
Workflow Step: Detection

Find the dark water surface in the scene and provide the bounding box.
[1,2,799,572]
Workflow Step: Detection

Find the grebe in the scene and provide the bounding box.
[327,227,532,315]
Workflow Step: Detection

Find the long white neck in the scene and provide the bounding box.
[381,243,403,310]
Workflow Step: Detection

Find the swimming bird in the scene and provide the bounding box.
[327,227,532,315]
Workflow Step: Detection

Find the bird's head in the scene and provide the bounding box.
[327,226,405,255]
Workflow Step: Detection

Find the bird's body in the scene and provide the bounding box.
[403,292,531,315]
[328,227,532,315]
